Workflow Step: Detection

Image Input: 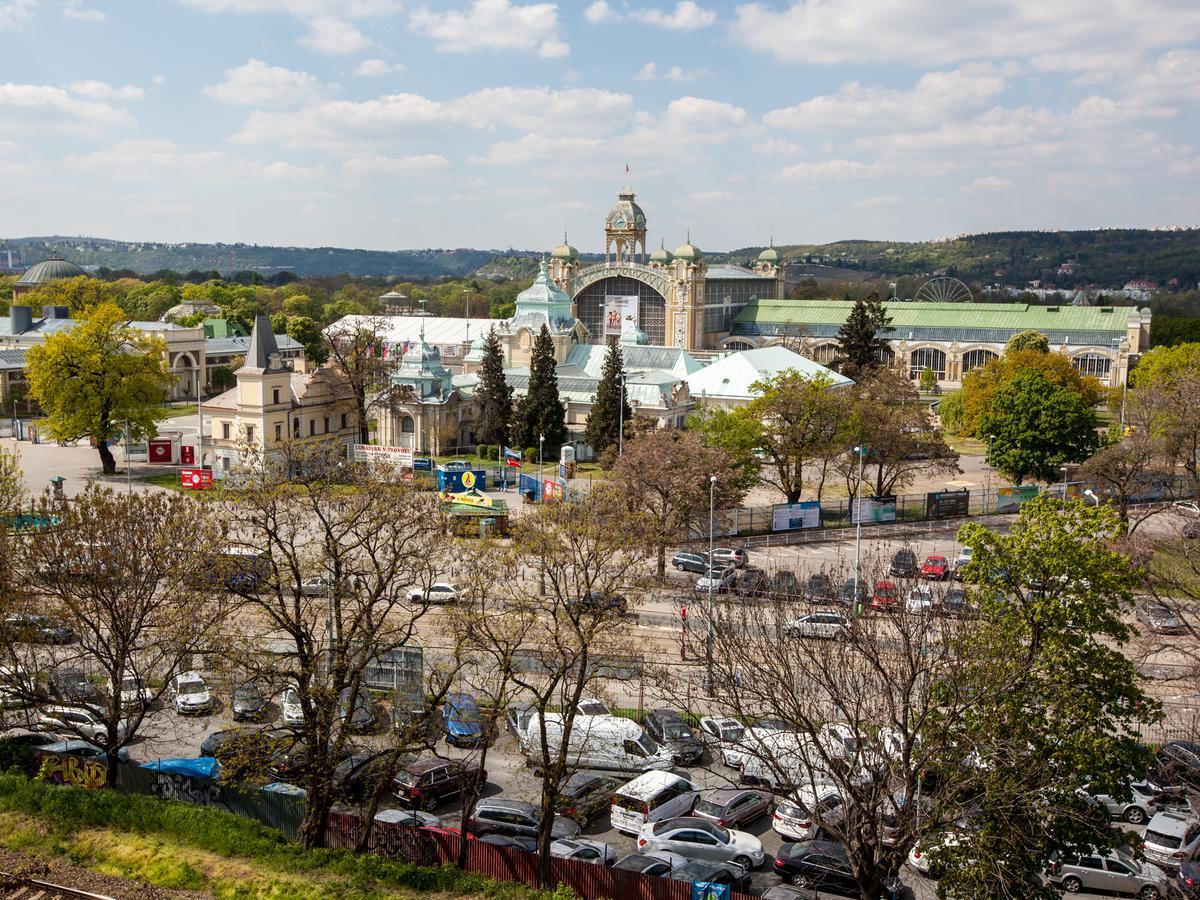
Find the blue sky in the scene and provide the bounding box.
[3,0,1200,252]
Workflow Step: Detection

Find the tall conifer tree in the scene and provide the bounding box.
[584,337,631,454]
[835,294,892,375]
[515,325,566,450]
[474,327,512,447]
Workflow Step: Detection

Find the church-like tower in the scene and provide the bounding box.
[603,187,647,264]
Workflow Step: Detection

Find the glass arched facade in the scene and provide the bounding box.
[574,275,667,346]
[1072,353,1112,379]
[961,348,998,373]
[909,347,947,379]
[810,343,838,364]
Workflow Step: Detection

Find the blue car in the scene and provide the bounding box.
[443,693,485,747]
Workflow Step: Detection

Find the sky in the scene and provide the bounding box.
[2,0,1200,253]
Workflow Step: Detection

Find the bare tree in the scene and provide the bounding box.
[0,485,227,785]
[324,316,393,444]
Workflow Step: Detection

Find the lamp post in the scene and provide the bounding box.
[852,445,866,617]
[1084,488,1100,507]
[706,474,716,694]
[124,419,132,495]
[538,433,544,497]
[1060,465,1070,501]
[462,286,472,319]
[618,373,627,457]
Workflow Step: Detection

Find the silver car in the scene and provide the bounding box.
[1084,780,1185,825]
[695,567,736,594]
[783,612,851,640]
[1047,849,1168,899]
[1144,811,1200,870]
[637,816,764,869]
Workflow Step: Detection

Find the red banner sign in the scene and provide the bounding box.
[180,468,213,490]
[148,439,173,464]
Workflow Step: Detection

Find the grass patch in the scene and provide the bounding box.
[0,774,563,900]
[946,436,987,456]
[1148,539,1200,596]
[154,405,200,421]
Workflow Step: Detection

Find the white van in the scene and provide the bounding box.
[610,770,700,835]
[740,731,822,790]
[521,713,674,773]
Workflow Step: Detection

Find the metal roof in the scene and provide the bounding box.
[14,256,88,286]
[706,265,774,282]
[562,343,703,379]
[327,314,502,347]
[206,334,303,355]
[0,349,27,370]
[684,347,852,400]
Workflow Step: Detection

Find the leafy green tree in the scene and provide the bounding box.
[23,275,118,314]
[1005,329,1051,353]
[1125,343,1200,496]
[938,389,964,434]
[584,338,630,455]
[687,405,762,487]
[26,302,173,474]
[918,366,938,392]
[285,315,329,365]
[834,294,891,375]
[474,327,512,448]
[981,369,1100,484]
[513,325,565,451]
[959,348,1104,438]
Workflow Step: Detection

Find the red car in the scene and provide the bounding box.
[919,556,950,580]
[871,580,899,611]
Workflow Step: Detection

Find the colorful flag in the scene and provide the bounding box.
[504,447,522,467]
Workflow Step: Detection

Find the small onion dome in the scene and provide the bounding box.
[673,240,702,262]
[550,241,578,262]
[758,246,780,264]
[15,253,88,286]
[464,332,487,363]
[620,325,649,345]
[649,243,673,265]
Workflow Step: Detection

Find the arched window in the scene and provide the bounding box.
[401,416,415,433]
[908,347,946,379]
[961,348,998,374]
[1072,353,1112,378]
[724,340,755,351]
[810,343,838,364]
[876,345,895,364]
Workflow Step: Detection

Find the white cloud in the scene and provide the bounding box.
[355,58,406,77]
[732,0,1200,66]
[409,0,569,58]
[0,82,127,122]
[64,138,324,182]
[342,154,450,176]
[780,159,884,181]
[298,15,372,53]
[765,64,1010,131]
[685,189,734,204]
[481,133,605,165]
[0,0,34,29]
[62,0,106,21]
[68,80,145,100]
[181,0,400,14]
[586,0,716,29]
[203,59,320,107]
[634,61,706,81]
[1069,94,1174,128]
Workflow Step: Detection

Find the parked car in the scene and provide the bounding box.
[734,568,769,597]
[1155,742,1200,790]
[695,566,736,594]
[408,582,459,604]
[373,808,441,829]
[1175,500,1200,518]
[637,816,764,869]
[784,612,851,640]
[772,784,845,842]
[952,547,973,580]
[611,771,701,834]
[468,798,580,841]
[771,571,801,600]
[36,705,124,743]
[710,548,749,569]
[556,771,619,828]
[575,697,612,716]
[269,740,354,783]
[838,579,869,608]
[36,739,129,763]
[476,833,537,852]
[870,581,900,612]
[1047,848,1169,898]
[941,587,976,617]
[669,859,753,891]
[107,673,151,710]
[442,692,485,747]
[1,613,74,644]
[568,592,629,616]
[612,851,686,877]
[333,751,399,801]
[643,708,704,765]
[698,715,746,768]
[904,585,935,615]
[774,840,858,894]
[232,682,269,721]
[672,551,708,574]
[280,685,304,726]
[199,727,286,764]
[1084,780,1184,825]
[392,757,485,811]
[920,556,950,580]
[1178,860,1200,898]
[804,574,836,604]
[48,669,101,705]
[1144,811,1200,870]
[295,574,353,597]
[906,831,962,879]
[168,671,212,715]
[889,550,917,578]
[693,788,770,829]
[550,838,616,865]
[338,685,378,732]
[1139,602,1186,635]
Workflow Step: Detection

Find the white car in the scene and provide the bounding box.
[1175,500,1200,518]
[36,705,125,743]
[772,784,845,841]
[699,716,746,768]
[107,673,151,710]
[168,671,212,715]
[907,832,962,876]
[550,838,617,865]
[783,612,851,640]
[280,686,304,725]
[817,723,863,761]
[636,816,764,869]
[409,583,459,604]
[695,567,736,594]
[905,585,935,615]
[0,666,32,709]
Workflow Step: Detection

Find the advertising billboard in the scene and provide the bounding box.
[353,444,413,470]
[925,489,970,519]
[179,468,214,490]
[771,501,821,532]
[995,484,1039,512]
[603,295,639,339]
[852,495,897,524]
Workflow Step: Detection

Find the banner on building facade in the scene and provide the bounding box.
[604,295,639,338]
[353,444,412,470]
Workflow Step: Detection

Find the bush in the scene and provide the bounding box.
[476,444,491,460]
[596,445,619,471]
[523,447,539,464]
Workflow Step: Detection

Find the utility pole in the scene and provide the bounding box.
[124,419,132,494]
[853,445,866,617]
[618,373,627,457]
[706,474,716,694]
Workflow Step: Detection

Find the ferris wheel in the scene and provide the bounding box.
[914,276,973,303]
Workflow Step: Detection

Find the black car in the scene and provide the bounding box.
[941,588,978,618]
[568,592,629,617]
[837,579,869,608]
[774,841,858,895]
[613,853,677,877]
[466,799,580,841]
[47,668,101,704]
[2,614,75,644]
[734,568,769,597]
[338,685,378,733]
[771,571,801,600]
[1178,860,1200,898]
[556,771,619,828]
[643,708,704,764]
[804,574,835,604]
[333,750,406,801]
[477,833,538,852]
[269,740,354,782]
[200,727,287,768]
[889,550,917,578]
[670,860,752,892]
[232,682,270,721]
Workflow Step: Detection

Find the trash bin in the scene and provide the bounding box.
[523,489,535,503]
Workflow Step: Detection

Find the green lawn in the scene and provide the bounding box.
[947,436,987,456]
[154,404,201,420]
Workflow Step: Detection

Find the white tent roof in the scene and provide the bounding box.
[684,346,852,401]
[326,315,502,347]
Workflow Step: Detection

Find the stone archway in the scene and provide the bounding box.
[569,265,671,346]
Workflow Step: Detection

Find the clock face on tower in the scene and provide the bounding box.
[613,214,626,228]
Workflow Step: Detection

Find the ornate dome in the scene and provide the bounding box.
[758,245,780,264]
[15,253,89,286]
[464,331,488,363]
[673,238,703,262]
[605,187,647,230]
[649,241,673,265]
[550,233,579,262]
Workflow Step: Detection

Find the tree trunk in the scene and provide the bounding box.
[357,398,369,444]
[657,543,666,578]
[298,787,332,849]
[97,440,117,475]
[786,488,801,503]
[105,747,120,788]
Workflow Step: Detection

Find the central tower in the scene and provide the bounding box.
[604,187,647,264]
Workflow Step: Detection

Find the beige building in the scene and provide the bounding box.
[201,316,356,472]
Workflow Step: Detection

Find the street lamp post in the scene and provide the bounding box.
[538,433,544,496]
[1084,488,1100,506]
[706,474,716,694]
[852,446,866,616]
[1060,465,1070,500]
[618,373,627,457]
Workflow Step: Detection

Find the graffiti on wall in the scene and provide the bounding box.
[38,752,106,789]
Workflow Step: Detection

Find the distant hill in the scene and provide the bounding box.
[4,229,1198,288]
